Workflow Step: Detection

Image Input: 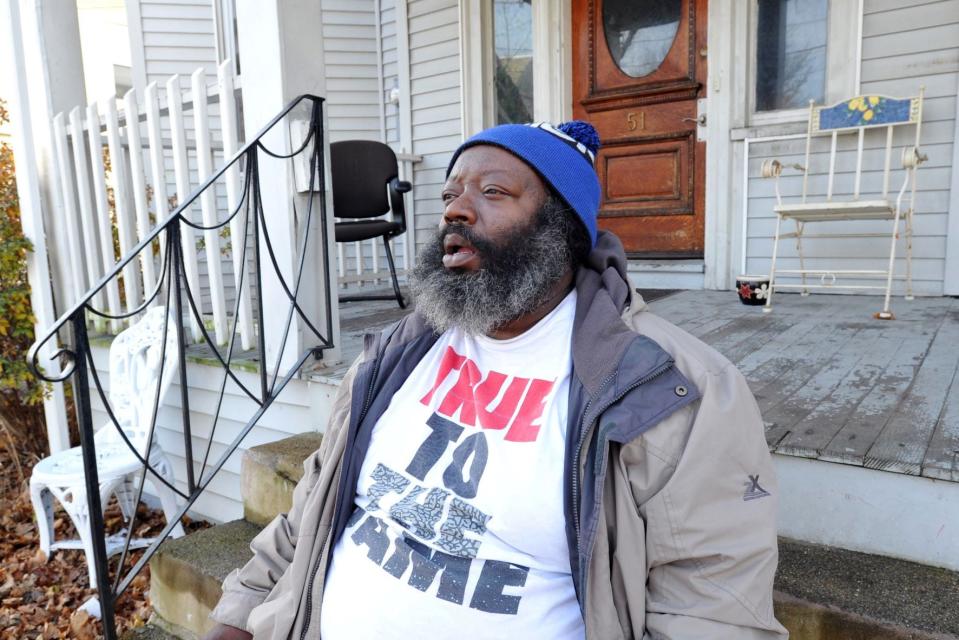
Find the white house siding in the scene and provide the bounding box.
[742,0,959,296]
[322,0,436,282]
[407,0,462,253]
[127,0,242,316]
[322,0,383,143]
[382,1,400,147]
[137,1,218,83]
[89,344,339,523]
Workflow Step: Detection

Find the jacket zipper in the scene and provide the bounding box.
[298,353,381,640]
[571,360,674,597]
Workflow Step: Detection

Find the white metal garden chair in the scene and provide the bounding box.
[761,89,926,319]
[29,306,185,587]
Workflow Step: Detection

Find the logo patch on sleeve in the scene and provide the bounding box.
[742,475,771,501]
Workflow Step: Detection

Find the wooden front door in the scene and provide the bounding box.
[573,0,707,258]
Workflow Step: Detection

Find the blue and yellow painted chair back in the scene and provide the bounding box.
[812,94,921,132]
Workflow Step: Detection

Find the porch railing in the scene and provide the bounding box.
[50,60,248,348]
[27,94,334,640]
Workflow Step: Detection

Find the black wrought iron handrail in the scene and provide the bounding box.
[26,94,334,639]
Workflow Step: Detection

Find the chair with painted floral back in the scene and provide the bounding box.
[761,88,926,319]
[29,306,185,588]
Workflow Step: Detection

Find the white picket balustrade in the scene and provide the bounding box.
[217,60,254,350]
[51,112,87,303]
[166,74,203,342]
[144,82,169,283]
[191,69,228,345]
[104,99,143,319]
[85,102,123,333]
[68,106,106,332]
[122,89,157,301]
[44,61,253,347]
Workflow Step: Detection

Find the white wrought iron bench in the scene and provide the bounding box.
[761,89,926,320]
[29,307,185,587]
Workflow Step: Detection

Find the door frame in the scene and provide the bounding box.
[702,0,736,290]
[459,0,739,289]
[458,0,572,137]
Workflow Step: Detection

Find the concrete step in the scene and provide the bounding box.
[120,622,180,640]
[627,258,705,290]
[143,527,958,639]
[149,519,261,640]
[774,538,959,639]
[241,432,324,526]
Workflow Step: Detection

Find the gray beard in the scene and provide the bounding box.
[409,200,576,336]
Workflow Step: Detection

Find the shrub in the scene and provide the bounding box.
[0,98,50,465]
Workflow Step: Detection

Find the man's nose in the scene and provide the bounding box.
[442,190,477,226]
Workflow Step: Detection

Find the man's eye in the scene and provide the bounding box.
[442,192,458,202]
[484,187,504,196]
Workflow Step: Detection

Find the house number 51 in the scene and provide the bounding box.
[627,111,645,131]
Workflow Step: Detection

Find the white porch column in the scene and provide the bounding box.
[17,0,88,312]
[235,0,341,374]
[1,0,77,453]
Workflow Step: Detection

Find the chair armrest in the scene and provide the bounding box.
[391,177,412,193]
[901,146,928,169]
[387,177,411,234]
[761,159,806,179]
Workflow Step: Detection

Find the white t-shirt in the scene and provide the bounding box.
[321,291,584,639]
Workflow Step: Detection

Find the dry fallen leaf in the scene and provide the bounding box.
[69,609,96,640]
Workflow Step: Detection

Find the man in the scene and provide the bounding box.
[205,121,788,639]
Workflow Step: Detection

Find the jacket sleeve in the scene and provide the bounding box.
[208,359,361,631]
[637,362,788,639]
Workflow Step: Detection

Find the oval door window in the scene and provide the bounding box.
[603,0,681,78]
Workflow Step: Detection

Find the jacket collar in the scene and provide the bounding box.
[570,231,670,400]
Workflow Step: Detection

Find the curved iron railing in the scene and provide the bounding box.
[27,94,334,639]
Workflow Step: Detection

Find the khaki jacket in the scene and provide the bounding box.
[211,232,788,639]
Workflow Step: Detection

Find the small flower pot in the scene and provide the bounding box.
[736,276,770,306]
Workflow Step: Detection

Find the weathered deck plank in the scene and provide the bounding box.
[864,317,959,475]
[776,332,902,459]
[313,289,959,483]
[771,328,886,458]
[922,363,959,481]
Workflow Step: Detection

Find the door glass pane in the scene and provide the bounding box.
[603,0,681,78]
[493,0,534,124]
[756,0,827,111]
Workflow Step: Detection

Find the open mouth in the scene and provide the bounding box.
[442,233,478,269]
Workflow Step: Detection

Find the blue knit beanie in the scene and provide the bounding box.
[446,121,602,247]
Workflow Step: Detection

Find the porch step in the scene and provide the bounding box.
[120,622,179,640]
[627,258,705,290]
[241,431,324,526]
[149,520,261,640]
[774,538,959,639]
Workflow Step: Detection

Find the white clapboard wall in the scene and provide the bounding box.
[743,0,959,296]
[406,0,462,257]
[128,0,243,315]
[322,0,403,289]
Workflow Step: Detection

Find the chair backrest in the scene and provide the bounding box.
[330,140,401,219]
[800,90,923,203]
[100,306,180,455]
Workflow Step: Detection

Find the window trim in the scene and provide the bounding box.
[747,0,861,127]
[460,0,571,137]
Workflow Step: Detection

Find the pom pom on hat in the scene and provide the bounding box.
[447,120,602,247]
[557,120,601,157]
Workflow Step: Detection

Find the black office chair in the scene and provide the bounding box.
[331,140,412,308]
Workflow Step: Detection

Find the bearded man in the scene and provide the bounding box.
[205,121,787,639]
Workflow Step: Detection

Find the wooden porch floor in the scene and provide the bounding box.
[651,291,959,482]
[312,290,959,483]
